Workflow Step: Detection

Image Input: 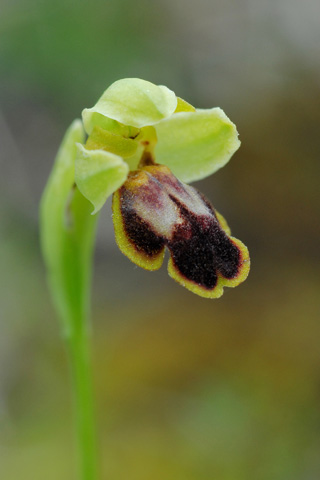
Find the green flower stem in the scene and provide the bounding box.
[55,187,99,480]
[66,318,98,480]
[40,121,99,480]
[61,186,99,480]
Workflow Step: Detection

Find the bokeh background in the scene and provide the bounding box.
[1,0,320,478]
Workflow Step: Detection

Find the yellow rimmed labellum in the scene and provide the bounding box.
[168,236,250,299]
[215,210,231,236]
[112,188,166,271]
[219,237,250,288]
[111,163,250,298]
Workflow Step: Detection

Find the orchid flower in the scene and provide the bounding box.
[75,78,249,298]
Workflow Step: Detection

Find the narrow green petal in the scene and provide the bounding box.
[82,78,177,131]
[154,108,241,183]
[75,144,129,214]
[85,126,138,158]
[174,97,196,113]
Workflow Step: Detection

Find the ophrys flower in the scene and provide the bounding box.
[73,78,249,298]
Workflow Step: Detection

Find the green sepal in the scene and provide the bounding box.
[75,144,129,214]
[155,108,241,183]
[82,78,177,130]
[40,120,98,334]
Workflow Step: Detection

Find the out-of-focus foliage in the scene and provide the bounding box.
[1,0,320,479]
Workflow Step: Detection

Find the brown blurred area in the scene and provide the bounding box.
[1,0,320,478]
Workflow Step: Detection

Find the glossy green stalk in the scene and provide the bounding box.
[66,309,98,480]
[40,121,99,480]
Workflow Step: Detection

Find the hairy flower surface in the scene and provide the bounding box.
[69,78,249,297]
[113,163,249,298]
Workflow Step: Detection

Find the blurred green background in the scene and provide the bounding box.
[1,0,320,478]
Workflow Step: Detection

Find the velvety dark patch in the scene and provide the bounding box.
[168,197,240,289]
[168,221,219,289]
[120,188,165,257]
[213,231,241,279]
[119,178,241,289]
